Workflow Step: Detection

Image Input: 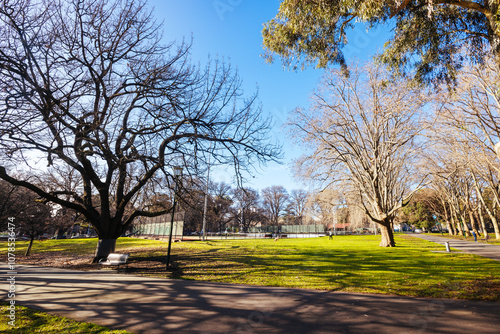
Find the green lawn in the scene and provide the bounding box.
[0,302,131,334]
[2,235,500,301]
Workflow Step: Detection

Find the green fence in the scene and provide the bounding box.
[249,224,326,234]
[137,212,184,239]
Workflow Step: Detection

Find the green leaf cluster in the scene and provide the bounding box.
[263,1,499,85]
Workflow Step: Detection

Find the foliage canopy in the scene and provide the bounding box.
[263,0,500,85]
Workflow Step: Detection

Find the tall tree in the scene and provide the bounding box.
[0,181,51,255]
[263,0,500,85]
[287,189,309,224]
[0,0,279,261]
[289,64,430,246]
[232,187,264,232]
[210,182,233,234]
[435,58,500,238]
[0,179,23,228]
[399,189,439,231]
[261,185,289,228]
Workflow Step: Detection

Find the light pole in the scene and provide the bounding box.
[166,166,182,270]
[202,148,213,242]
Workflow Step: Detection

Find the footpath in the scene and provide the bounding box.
[2,261,500,334]
[411,233,500,261]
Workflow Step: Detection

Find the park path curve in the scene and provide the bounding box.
[410,234,500,261]
[2,262,500,333]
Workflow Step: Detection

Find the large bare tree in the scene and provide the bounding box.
[290,65,430,246]
[0,0,279,261]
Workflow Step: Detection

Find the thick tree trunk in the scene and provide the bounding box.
[492,205,500,240]
[469,211,481,237]
[480,199,500,239]
[92,239,117,263]
[453,211,464,236]
[476,181,500,239]
[442,203,453,236]
[446,221,453,235]
[460,213,472,236]
[379,224,395,247]
[449,212,457,236]
[492,214,500,240]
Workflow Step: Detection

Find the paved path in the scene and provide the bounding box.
[410,234,500,261]
[2,263,500,334]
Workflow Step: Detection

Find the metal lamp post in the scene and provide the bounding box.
[201,149,212,242]
[166,166,182,270]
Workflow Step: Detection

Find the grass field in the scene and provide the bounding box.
[0,302,131,334]
[2,235,500,301]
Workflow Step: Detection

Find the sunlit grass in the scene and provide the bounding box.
[2,235,499,301]
[0,303,131,334]
[164,235,500,301]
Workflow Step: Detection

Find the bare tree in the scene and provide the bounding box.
[232,187,264,232]
[0,0,279,261]
[0,179,23,228]
[304,189,332,226]
[289,64,430,247]
[261,185,289,229]
[0,180,51,255]
[210,181,233,234]
[433,58,500,239]
[286,189,308,224]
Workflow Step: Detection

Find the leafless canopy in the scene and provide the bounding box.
[289,64,431,246]
[0,0,280,256]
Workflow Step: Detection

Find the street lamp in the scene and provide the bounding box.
[202,148,213,242]
[166,166,182,270]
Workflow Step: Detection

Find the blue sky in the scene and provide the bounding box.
[151,0,390,191]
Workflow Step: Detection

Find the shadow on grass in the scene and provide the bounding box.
[168,236,500,301]
[2,235,500,301]
[5,264,500,334]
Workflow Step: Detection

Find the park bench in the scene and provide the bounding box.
[98,253,130,270]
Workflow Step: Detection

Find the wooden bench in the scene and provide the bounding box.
[98,253,130,270]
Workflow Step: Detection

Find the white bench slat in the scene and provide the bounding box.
[99,253,130,269]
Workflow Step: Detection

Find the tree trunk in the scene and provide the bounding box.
[460,213,471,236]
[477,208,488,239]
[454,211,464,236]
[479,193,500,239]
[469,211,481,237]
[442,203,453,236]
[25,237,34,256]
[379,224,395,247]
[493,204,500,240]
[92,239,117,263]
[449,211,457,236]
